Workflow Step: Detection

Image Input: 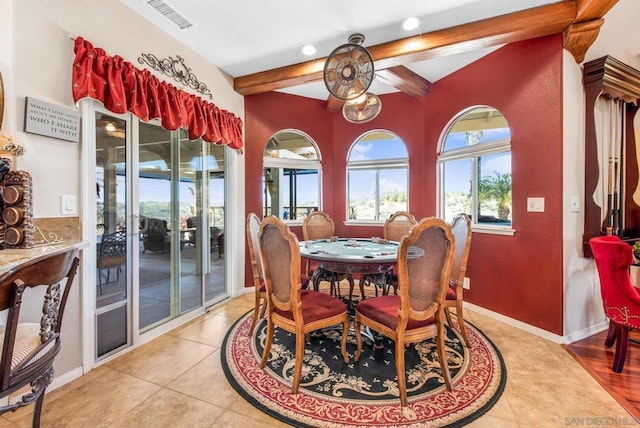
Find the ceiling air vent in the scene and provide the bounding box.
[146,0,194,30]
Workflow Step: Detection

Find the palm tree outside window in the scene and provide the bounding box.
[438,106,512,229]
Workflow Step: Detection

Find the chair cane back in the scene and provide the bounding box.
[354,217,455,407]
[443,213,472,347]
[302,211,354,298]
[360,211,417,297]
[259,216,349,394]
[246,213,266,336]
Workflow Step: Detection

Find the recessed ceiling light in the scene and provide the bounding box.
[302,44,317,56]
[402,16,422,31]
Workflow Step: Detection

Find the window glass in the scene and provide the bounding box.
[347,131,408,221]
[438,106,512,227]
[263,130,321,220]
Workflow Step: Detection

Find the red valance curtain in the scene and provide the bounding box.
[72,37,243,152]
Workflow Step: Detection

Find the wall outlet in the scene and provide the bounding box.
[463,277,470,290]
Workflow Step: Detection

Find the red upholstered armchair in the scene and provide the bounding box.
[589,235,640,372]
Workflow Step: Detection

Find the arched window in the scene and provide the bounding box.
[263,130,321,221]
[438,106,512,230]
[346,130,408,221]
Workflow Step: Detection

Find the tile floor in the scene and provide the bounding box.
[1,292,637,427]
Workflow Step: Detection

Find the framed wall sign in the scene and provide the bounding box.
[23,97,80,142]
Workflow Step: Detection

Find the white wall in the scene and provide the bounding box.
[5,0,244,382]
[562,0,639,341]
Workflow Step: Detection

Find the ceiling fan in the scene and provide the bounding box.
[323,33,374,102]
[342,93,382,123]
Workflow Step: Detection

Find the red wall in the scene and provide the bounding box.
[244,35,564,335]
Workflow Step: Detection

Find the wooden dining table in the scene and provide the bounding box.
[299,238,399,302]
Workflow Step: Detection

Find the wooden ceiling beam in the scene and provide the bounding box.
[562,0,618,62]
[375,66,432,98]
[234,1,615,97]
[326,95,344,113]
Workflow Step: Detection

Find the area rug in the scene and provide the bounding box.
[221,310,506,427]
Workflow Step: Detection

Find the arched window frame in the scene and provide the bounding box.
[437,105,514,236]
[263,129,322,225]
[345,130,409,224]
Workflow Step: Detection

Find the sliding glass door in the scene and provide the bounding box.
[93,107,227,360]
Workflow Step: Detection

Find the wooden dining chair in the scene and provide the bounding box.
[302,211,353,297]
[259,216,349,394]
[246,213,310,336]
[354,217,455,407]
[360,211,417,297]
[246,213,267,336]
[0,247,80,427]
[443,213,472,347]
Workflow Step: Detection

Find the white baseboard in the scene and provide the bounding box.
[464,302,565,344]
[464,302,610,344]
[562,321,609,344]
[49,366,84,392]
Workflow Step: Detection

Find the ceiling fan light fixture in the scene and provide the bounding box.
[105,122,116,132]
[323,33,374,101]
[401,16,422,31]
[301,44,317,56]
[347,92,368,105]
[342,93,382,123]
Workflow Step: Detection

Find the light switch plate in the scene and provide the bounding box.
[527,197,545,212]
[61,195,77,215]
[570,197,580,213]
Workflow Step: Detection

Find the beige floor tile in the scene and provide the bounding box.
[0,417,17,427]
[207,294,253,320]
[226,394,291,427]
[13,298,638,428]
[7,366,160,428]
[108,388,225,428]
[209,409,283,428]
[465,414,520,427]
[175,312,240,347]
[484,395,516,421]
[105,335,215,386]
[166,351,240,408]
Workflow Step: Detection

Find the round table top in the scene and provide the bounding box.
[299,238,398,264]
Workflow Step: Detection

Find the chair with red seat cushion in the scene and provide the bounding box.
[443,213,472,347]
[589,235,640,373]
[259,216,349,394]
[354,217,455,407]
[246,213,308,336]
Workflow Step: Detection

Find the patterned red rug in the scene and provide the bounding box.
[221,310,506,427]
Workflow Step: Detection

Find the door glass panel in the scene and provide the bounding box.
[138,122,173,330]
[95,112,128,357]
[205,143,225,302]
[178,133,203,313]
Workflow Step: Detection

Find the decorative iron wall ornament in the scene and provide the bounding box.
[138,53,213,99]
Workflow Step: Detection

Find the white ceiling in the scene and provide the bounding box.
[119,0,559,100]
